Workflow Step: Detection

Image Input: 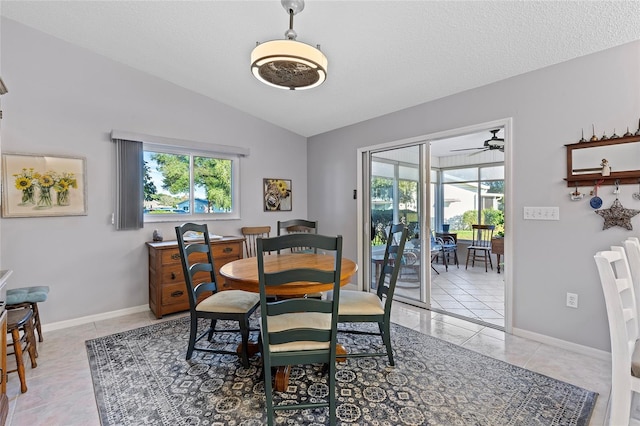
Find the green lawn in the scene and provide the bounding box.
[450,230,472,241]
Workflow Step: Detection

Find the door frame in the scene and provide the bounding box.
[357,118,513,333]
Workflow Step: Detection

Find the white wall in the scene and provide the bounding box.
[308,40,640,352]
[0,19,309,323]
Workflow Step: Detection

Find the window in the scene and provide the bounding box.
[112,130,247,229]
[144,146,239,221]
[439,164,504,239]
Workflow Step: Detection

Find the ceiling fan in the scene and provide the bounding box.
[451,129,505,155]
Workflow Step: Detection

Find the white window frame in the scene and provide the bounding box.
[143,143,241,222]
[111,130,248,224]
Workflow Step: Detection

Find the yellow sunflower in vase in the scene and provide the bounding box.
[13,168,36,205]
[35,172,55,208]
[53,171,77,206]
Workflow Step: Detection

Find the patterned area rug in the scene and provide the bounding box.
[86,317,597,425]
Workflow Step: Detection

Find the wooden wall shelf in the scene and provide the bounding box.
[565,134,640,187]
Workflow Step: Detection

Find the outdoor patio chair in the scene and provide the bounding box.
[465,224,495,272]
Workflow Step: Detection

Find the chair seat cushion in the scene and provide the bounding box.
[263,312,332,353]
[7,286,50,305]
[196,290,259,314]
[332,290,385,316]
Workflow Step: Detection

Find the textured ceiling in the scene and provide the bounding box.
[2,1,640,138]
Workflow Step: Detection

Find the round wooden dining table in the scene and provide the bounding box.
[220,253,358,295]
[219,253,358,391]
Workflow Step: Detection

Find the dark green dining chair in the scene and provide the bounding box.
[276,219,318,253]
[331,223,408,366]
[175,222,260,367]
[277,219,323,298]
[256,233,342,426]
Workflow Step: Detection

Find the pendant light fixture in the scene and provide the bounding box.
[251,0,327,90]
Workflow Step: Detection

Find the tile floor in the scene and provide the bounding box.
[5,303,611,425]
[395,253,506,328]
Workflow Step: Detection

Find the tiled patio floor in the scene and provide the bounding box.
[393,254,505,328]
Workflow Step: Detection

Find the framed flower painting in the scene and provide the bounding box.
[2,153,87,217]
[263,178,292,211]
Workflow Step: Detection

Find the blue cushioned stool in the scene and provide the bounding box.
[7,286,49,342]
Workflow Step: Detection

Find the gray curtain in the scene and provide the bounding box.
[114,138,143,230]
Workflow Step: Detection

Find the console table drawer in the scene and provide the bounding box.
[211,242,242,259]
[161,282,189,307]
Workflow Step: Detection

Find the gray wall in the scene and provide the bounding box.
[0,19,309,324]
[308,40,640,352]
[3,17,639,352]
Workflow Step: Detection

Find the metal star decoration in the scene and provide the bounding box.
[595,199,640,230]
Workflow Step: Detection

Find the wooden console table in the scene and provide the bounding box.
[146,236,244,318]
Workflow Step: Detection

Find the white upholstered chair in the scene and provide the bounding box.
[594,247,640,425]
[623,237,640,324]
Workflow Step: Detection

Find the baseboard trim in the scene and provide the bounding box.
[42,305,150,333]
[512,327,610,361]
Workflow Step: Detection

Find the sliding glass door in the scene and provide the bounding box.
[368,144,430,307]
[359,122,509,330]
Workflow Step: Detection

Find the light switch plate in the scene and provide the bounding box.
[523,206,559,220]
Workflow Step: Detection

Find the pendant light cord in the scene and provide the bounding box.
[289,9,294,35]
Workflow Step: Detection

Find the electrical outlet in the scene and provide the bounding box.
[566,292,578,308]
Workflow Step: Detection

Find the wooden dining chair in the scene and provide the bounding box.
[175,223,260,367]
[256,233,343,426]
[6,307,38,393]
[6,285,49,342]
[277,219,318,253]
[623,237,640,323]
[241,226,271,257]
[330,223,408,366]
[465,224,495,272]
[594,247,640,426]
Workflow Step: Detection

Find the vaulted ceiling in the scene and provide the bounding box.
[2,1,639,138]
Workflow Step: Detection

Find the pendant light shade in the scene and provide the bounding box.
[251,0,327,90]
